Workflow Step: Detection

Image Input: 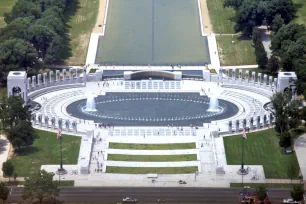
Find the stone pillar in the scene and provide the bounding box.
[257,116,261,129]
[37,74,41,86]
[243,118,246,129]
[258,73,262,86]
[236,120,239,133]
[51,117,56,129]
[32,76,36,88]
[50,71,54,83]
[69,68,74,79]
[43,73,47,85]
[274,78,278,90]
[56,70,60,82]
[76,68,79,79]
[239,69,243,83]
[45,116,49,128]
[228,121,232,133]
[27,78,31,90]
[226,68,230,80]
[58,118,63,129]
[38,114,42,126]
[269,76,273,89]
[245,70,249,83]
[32,113,37,124]
[62,69,66,81]
[263,115,267,127]
[232,69,236,81]
[252,72,256,85]
[269,113,273,125]
[72,120,77,133]
[218,68,223,83]
[264,74,267,87]
[249,117,254,130]
[83,68,87,84]
[65,120,70,131]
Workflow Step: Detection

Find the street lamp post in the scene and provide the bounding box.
[241,137,245,171]
[57,129,67,177]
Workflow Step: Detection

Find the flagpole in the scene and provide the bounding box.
[60,135,63,170]
[57,128,67,176]
[241,137,245,171]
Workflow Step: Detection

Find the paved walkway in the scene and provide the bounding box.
[221,65,258,69]
[0,136,10,177]
[258,26,272,58]
[294,133,306,181]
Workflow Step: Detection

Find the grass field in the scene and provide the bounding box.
[224,129,300,179]
[109,143,196,150]
[8,129,81,177]
[64,0,99,65]
[107,154,197,161]
[294,0,306,26]
[5,180,74,186]
[217,35,256,66]
[0,87,7,98]
[0,0,17,27]
[206,0,236,34]
[230,183,298,189]
[106,166,198,174]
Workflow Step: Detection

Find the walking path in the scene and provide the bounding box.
[258,26,272,58]
[294,133,306,181]
[92,0,108,34]
[199,0,213,34]
[0,136,10,177]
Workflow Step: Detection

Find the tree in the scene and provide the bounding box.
[7,121,37,151]
[267,55,280,74]
[291,184,304,202]
[1,96,32,129]
[234,0,266,34]
[256,185,267,203]
[2,161,14,181]
[255,42,268,68]
[0,182,9,204]
[0,38,39,74]
[271,91,300,138]
[271,14,284,33]
[4,0,41,24]
[252,27,261,45]
[13,172,17,181]
[265,0,296,26]
[23,170,59,204]
[279,131,291,148]
[28,24,57,59]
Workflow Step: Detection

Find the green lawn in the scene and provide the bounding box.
[107,154,197,161]
[0,87,7,98]
[217,35,256,66]
[294,0,306,26]
[5,180,74,186]
[109,143,196,150]
[106,166,198,174]
[64,0,99,65]
[230,183,298,189]
[224,129,300,179]
[0,0,17,28]
[206,0,236,34]
[8,129,81,177]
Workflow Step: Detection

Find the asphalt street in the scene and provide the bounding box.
[7,187,291,203]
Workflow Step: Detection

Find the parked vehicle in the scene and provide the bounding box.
[283,198,300,204]
[122,197,138,203]
[179,180,187,184]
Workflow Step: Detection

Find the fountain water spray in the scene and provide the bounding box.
[85,94,97,111]
[208,95,220,112]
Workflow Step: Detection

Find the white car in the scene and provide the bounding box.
[283,198,300,204]
[122,197,138,203]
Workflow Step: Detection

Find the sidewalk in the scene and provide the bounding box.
[294,134,306,181]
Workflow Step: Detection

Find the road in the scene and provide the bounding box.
[8,187,290,203]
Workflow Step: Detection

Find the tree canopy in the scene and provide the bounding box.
[23,170,59,204]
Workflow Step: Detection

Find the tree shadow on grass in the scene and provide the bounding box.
[57,0,81,64]
[14,146,39,156]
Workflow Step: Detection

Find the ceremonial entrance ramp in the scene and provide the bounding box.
[95,0,210,65]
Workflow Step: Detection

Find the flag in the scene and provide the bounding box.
[242,128,247,139]
[57,128,62,139]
